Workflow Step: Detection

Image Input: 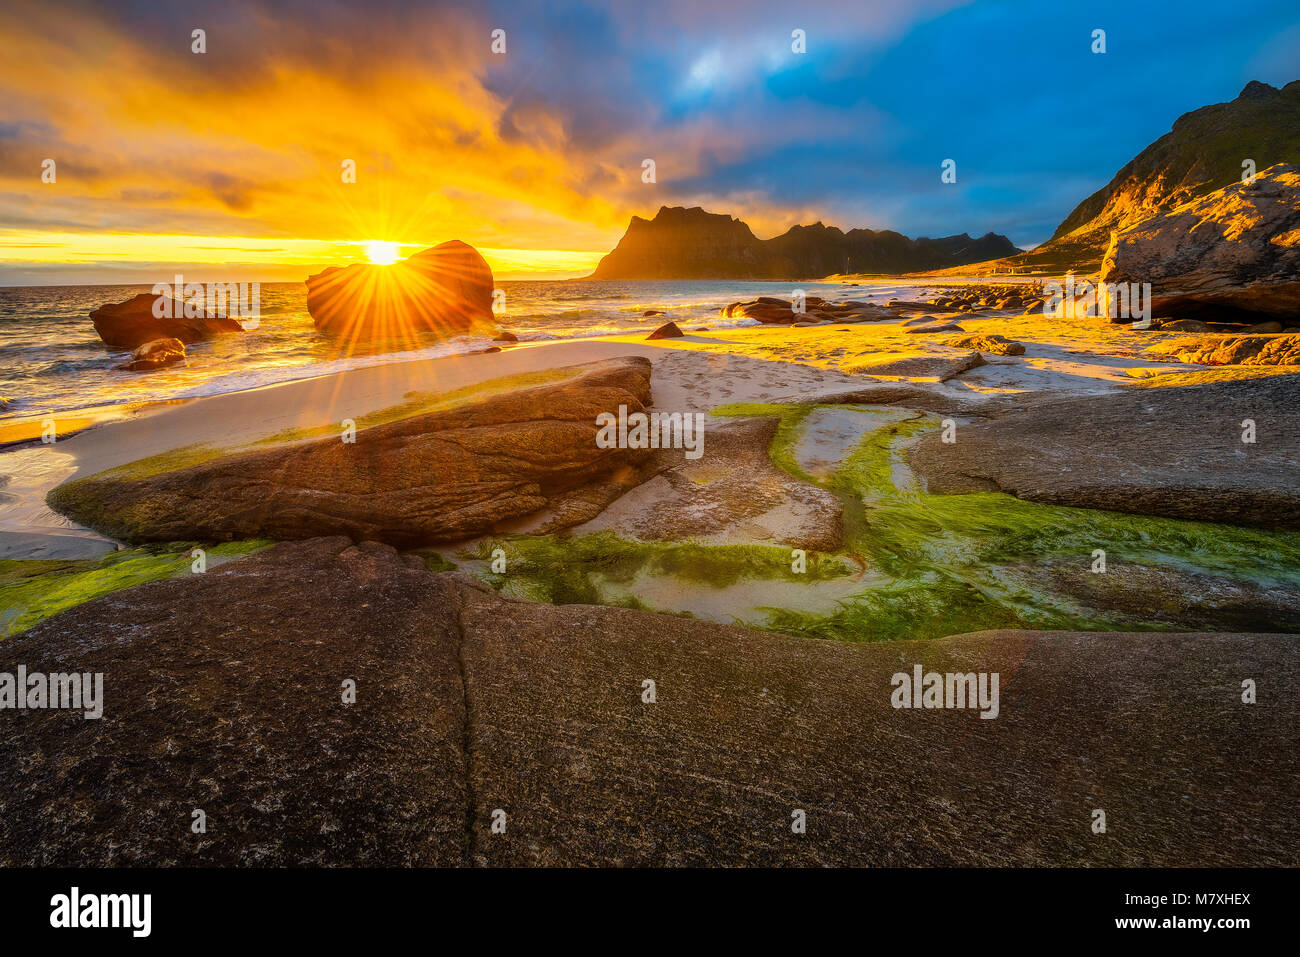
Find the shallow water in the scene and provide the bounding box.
[459,404,1300,640]
[0,278,924,420]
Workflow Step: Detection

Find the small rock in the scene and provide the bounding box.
[852,350,986,381]
[1160,319,1212,333]
[493,331,519,342]
[118,337,186,372]
[906,320,965,334]
[646,321,684,340]
[946,333,1026,356]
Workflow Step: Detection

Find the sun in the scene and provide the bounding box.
[362,240,403,265]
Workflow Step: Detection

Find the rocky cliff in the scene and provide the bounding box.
[965,80,1300,275]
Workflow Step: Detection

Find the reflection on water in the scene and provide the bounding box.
[0,279,928,420]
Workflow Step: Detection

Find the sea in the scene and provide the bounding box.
[0,279,915,419]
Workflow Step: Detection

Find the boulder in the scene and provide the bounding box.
[493,331,519,342]
[575,417,842,551]
[305,239,496,341]
[909,372,1300,527]
[646,321,684,340]
[720,297,895,325]
[851,350,986,381]
[48,357,656,546]
[1146,334,1300,366]
[1098,163,1300,322]
[945,333,1026,356]
[905,320,965,334]
[117,336,186,372]
[90,293,244,350]
[720,297,799,323]
[1160,319,1212,332]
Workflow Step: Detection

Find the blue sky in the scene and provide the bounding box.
[477,0,1300,244]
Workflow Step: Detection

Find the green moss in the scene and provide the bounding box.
[411,550,459,573]
[0,540,270,638]
[683,400,1300,641]
[462,531,852,607]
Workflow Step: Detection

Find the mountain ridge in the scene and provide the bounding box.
[587,205,1020,279]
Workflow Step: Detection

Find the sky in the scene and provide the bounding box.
[1,0,1297,284]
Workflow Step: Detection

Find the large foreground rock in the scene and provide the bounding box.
[909,372,1300,527]
[3,537,1294,866]
[1099,163,1300,322]
[0,538,467,866]
[90,293,245,350]
[306,240,496,341]
[458,589,1297,866]
[48,357,655,546]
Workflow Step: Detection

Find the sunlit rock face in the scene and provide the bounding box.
[305,239,496,342]
[1099,163,1300,323]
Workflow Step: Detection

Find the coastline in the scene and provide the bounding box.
[0,305,1205,560]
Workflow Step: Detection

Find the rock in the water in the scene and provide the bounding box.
[945,333,1026,356]
[117,336,186,371]
[493,330,519,342]
[0,538,468,866]
[646,321,684,339]
[720,297,896,324]
[851,350,986,381]
[720,297,800,323]
[48,357,656,546]
[1245,321,1284,333]
[909,372,1300,527]
[305,239,496,341]
[90,292,245,350]
[1146,333,1300,366]
[1098,163,1300,322]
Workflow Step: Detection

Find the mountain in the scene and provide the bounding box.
[945,79,1300,275]
[586,206,1020,279]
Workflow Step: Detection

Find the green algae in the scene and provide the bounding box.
[0,540,270,638]
[456,401,1300,643]
[460,532,851,607]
